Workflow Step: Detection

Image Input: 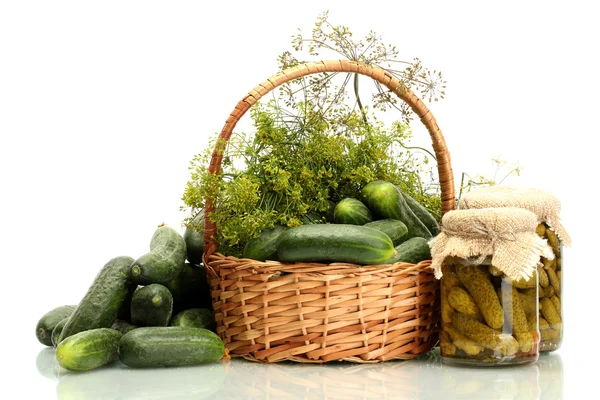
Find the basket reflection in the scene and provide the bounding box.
[36,348,563,400]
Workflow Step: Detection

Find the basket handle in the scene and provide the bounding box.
[203,60,455,257]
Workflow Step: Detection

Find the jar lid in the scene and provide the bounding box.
[458,186,571,246]
[429,207,555,281]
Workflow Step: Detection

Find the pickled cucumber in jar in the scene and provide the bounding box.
[430,206,556,366]
[439,258,540,366]
[536,223,563,352]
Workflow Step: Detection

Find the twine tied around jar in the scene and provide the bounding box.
[441,215,518,266]
[459,186,571,246]
[429,208,555,282]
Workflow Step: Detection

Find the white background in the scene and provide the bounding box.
[1,0,598,398]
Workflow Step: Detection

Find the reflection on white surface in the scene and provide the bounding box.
[55,362,226,400]
[36,347,60,382]
[37,348,563,399]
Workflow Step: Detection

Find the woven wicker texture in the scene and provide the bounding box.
[202,60,454,363]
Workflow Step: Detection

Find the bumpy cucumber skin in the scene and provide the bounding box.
[401,192,440,236]
[51,318,69,347]
[242,225,287,261]
[452,313,518,356]
[36,305,76,346]
[163,263,212,313]
[276,224,394,265]
[448,287,481,318]
[184,211,204,265]
[333,198,373,225]
[130,284,173,327]
[131,225,186,285]
[384,237,432,264]
[360,181,432,239]
[364,219,408,246]
[59,256,135,343]
[119,327,225,367]
[56,328,122,371]
[456,265,504,330]
[170,308,216,331]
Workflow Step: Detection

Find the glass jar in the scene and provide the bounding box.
[440,256,540,366]
[537,223,563,352]
[458,185,570,353]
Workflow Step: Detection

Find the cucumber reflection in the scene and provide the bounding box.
[36,347,59,382]
[43,348,562,400]
[56,362,226,400]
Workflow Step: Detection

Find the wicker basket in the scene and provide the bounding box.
[202,60,455,363]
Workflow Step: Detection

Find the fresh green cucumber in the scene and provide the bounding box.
[163,263,212,313]
[131,225,186,285]
[111,319,138,335]
[184,210,204,265]
[402,191,440,236]
[59,256,135,343]
[242,225,287,261]
[119,327,225,367]
[384,237,432,264]
[170,308,216,331]
[130,284,173,327]
[51,318,69,347]
[276,224,394,265]
[35,305,76,346]
[56,328,121,371]
[333,198,373,225]
[117,284,138,323]
[360,181,432,239]
[364,219,409,245]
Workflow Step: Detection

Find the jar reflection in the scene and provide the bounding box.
[43,348,563,400]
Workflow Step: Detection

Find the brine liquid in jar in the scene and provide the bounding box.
[440,257,540,366]
[537,223,563,352]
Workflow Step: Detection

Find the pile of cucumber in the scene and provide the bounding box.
[35,181,438,371]
[244,180,438,265]
[35,223,224,372]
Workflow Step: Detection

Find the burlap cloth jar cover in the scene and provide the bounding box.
[458,186,571,246]
[430,207,555,365]
[429,207,555,282]
[457,185,570,352]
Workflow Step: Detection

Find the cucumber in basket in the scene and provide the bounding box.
[364,219,409,246]
[242,225,287,261]
[276,224,395,265]
[384,237,432,264]
[333,198,373,225]
[361,181,432,240]
[401,192,440,236]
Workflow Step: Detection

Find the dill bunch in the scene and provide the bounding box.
[182,100,440,257]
